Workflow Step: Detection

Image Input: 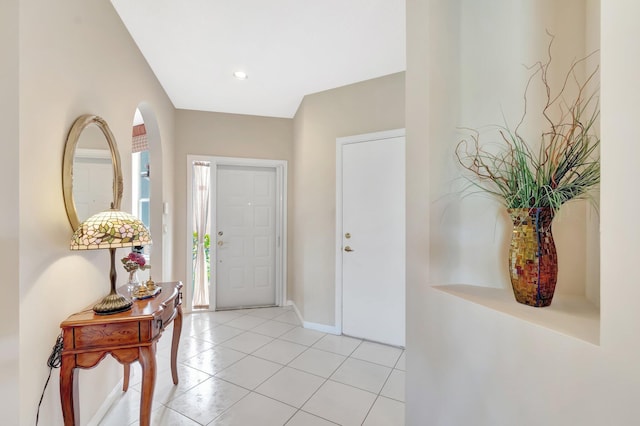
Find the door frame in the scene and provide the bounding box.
[186,155,288,313]
[334,128,405,335]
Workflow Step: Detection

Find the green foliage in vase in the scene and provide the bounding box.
[456,37,600,213]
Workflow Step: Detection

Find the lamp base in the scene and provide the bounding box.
[93,292,133,315]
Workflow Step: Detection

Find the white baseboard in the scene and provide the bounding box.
[286,300,341,335]
[285,299,303,322]
[303,321,341,335]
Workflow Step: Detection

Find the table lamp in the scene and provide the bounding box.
[70,208,152,314]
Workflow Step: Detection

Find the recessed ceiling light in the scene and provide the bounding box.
[233,71,248,80]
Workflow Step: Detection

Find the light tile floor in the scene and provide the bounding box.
[99,306,405,425]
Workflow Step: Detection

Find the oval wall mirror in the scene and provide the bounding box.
[62,115,124,231]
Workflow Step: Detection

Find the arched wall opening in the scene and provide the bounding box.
[130,103,167,281]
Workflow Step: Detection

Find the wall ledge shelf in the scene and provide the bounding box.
[433,284,600,345]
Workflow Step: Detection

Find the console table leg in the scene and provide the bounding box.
[171,305,183,385]
[60,355,78,426]
[138,344,157,426]
[123,363,130,391]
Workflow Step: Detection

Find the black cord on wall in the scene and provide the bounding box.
[36,334,63,426]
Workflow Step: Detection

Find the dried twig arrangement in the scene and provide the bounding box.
[456,35,600,213]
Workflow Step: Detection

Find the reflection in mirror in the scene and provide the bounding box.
[73,125,115,224]
[62,115,123,232]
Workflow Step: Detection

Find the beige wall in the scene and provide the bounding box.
[16,0,176,424]
[0,0,20,423]
[173,110,294,301]
[9,16,402,421]
[292,72,405,325]
[291,101,306,311]
[407,1,640,425]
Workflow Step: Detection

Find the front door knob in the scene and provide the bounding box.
[344,246,354,252]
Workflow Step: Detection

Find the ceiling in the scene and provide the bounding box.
[110,0,406,118]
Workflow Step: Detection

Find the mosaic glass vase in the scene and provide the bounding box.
[508,207,558,307]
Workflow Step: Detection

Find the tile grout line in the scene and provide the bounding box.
[204,315,309,423]
[133,308,404,425]
[286,338,366,424]
[208,366,286,424]
[253,336,354,423]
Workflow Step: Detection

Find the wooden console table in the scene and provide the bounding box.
[59,281,183,426]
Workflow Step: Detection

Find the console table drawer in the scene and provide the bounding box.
[60,282,183,426]
[73,322,140,349]
[159,297,179,326]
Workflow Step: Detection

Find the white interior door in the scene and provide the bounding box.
[216,165,277,309]
[341,134,405,347]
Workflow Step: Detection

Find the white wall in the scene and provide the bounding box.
[600,0,640,352]
[16,0,175,424]
[585,0,601,306]
[406,1,459,423]
[292,73,405,325]
[407,1,640,424]
[431,0,594,296]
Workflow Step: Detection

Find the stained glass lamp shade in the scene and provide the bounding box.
[70,209,152,314]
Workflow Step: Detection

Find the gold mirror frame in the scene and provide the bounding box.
[62,115,124,231]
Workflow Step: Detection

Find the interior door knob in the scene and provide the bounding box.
[344,246,354,252]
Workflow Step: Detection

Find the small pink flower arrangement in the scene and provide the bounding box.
[121,251,150,272]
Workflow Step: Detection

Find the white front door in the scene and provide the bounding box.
[340,132,405,347]
[215,165,277,309]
